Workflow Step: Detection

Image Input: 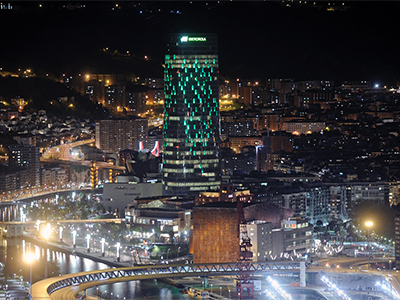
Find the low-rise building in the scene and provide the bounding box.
[103,181,163,214]
[195,185,253,206]
[284,120,326,135]
[272,217,313,256]
[125,199,191,233]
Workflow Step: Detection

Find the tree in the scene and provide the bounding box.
[168,231,175,243]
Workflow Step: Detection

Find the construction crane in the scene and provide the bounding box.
[236,200,255,299]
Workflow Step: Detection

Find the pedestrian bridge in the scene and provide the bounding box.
[32,261,305,300]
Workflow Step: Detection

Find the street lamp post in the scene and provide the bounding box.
[86,234,91,253]
[59,226,63,242]
[72,230,77,249]
[366,221,373,270]
[167,248,171,261]
[24,252,35,300]
[101,238,105,257]
[116,242,121,262]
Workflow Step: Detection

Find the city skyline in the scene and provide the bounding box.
[1,2,400,299]
[1,1,400,84]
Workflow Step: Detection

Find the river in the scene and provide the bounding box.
[0,237,328,300]
[0,237,192,300]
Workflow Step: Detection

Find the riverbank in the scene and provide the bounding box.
[21,234,127,268]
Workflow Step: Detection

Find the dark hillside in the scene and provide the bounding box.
[0,76,109,120]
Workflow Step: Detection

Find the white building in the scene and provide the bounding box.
[103,181,163,214]
[345,182,388,207]
[246,221,273,262]
[41,167,68,187]
[125,199,191,233]
[284,120,326,135]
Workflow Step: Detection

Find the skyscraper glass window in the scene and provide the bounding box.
[163,33,221,195]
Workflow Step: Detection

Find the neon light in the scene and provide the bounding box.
[180,36,207,42]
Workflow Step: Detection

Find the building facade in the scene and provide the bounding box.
[395,212,400,269]
[8,144,40,189]
[246,221,273,262]
[102,181,163,214]
[192,207,239,263]
[95,117,148,153]
[272,217,313,256]
[163,33,221,195]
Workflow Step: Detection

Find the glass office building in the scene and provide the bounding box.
[163,33,221,195]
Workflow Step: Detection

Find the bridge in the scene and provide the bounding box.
[32,261,305,300]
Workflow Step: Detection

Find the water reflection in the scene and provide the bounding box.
[0,204,20,222]
[0,237,188,299]
[0,238,323,299]
[86,280,182,300]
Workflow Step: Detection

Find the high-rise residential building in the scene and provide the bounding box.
[105,84,126,110]
[162,33,221,195]
[95,117,148,153]
[8,144,40,188]
[395,209,400,269]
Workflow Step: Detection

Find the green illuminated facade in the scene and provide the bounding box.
[163,33,221,195]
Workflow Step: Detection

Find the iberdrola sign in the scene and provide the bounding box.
[180,36,207,42]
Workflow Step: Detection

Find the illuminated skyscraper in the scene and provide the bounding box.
[163,33,221,195]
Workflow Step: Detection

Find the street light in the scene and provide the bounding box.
[101,238,105,257]
[59,226,63,242]
[366,221,373,270]
[167,248,171,261]
[116,242,121,262]
[72,230,77,249]
[86,234,91,253]
[24,252,35,300]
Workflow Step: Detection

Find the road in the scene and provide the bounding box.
[310,256,400,298]
[42,139,95,161]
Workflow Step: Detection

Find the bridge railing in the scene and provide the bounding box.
[45,261,301,296]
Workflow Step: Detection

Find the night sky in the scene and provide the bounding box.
[1,1,400,84]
